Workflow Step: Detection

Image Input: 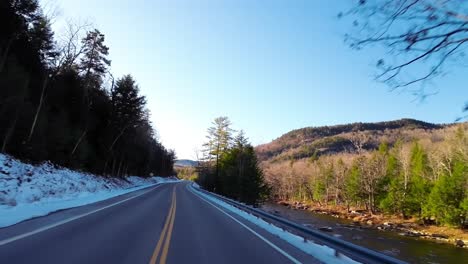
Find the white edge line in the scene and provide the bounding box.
[187,184,302,264]
[0,184,165,246]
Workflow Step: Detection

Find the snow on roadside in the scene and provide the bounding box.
[190,185,360,264]
[0,153,178,227]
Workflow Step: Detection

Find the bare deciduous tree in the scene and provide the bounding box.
[350,132,368,154]
[53,19,92,73]
[342,1,468,98]
[39,0,62,25]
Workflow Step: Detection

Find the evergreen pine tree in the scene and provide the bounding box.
[79,29,111,90]
[404,142,431,216]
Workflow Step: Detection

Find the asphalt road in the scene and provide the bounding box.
[0,182,322,264]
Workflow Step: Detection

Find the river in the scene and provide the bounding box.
[261,202,467,263]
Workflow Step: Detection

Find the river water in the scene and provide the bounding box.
[261,203,467,264]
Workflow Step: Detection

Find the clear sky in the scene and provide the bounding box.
[49,0,468,159]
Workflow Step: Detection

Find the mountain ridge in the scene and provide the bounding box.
[256,118,450,162]
[174,159,198,167]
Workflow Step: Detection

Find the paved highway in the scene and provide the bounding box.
[0,182,322,264]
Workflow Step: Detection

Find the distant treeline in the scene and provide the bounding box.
[0,0,174,176]
[264,125,468,227]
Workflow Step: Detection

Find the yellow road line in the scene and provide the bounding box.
[149,188,177,264]
[160,192,176,264]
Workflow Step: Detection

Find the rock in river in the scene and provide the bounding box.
[318,226,333,232]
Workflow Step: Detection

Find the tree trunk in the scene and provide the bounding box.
[70,128,87,157]
[111,157,116,176]
[1,112,19,153]
[215,143,220,191]
[1,77,29,152]
[123,164,128,178]
[116,157,123,178]
[83,38,97,93]
[108,124,130,151]
[27,76,48,142]
[237,152,245,200]
[0,36,14,73]
[102,123,130,175]
[103,153,114,176]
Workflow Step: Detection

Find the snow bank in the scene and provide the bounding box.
[190,185,360,264]
[0,153,177,227]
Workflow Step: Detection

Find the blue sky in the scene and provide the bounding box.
[50,0,468,159]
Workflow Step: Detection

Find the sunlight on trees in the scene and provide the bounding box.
[197,117,268,205]
[263,124,468,227]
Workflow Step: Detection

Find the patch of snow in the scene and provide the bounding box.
[191,186,360,264]
[0,153,178,227]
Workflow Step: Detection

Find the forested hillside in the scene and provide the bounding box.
[0,0,174,177]
[256,119,444,162]
[259,120,468,227]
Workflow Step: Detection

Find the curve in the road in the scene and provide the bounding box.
[188,184,302,264]
[0,182,322,264]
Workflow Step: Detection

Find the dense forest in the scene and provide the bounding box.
[0,0,174,177]
[261,122,468,227]
[196,117,268,205]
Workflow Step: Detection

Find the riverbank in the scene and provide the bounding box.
[275,200,467,248]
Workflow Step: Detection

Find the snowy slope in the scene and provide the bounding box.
[0,153,177,227]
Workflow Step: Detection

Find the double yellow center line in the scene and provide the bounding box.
[149,187,177,264]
